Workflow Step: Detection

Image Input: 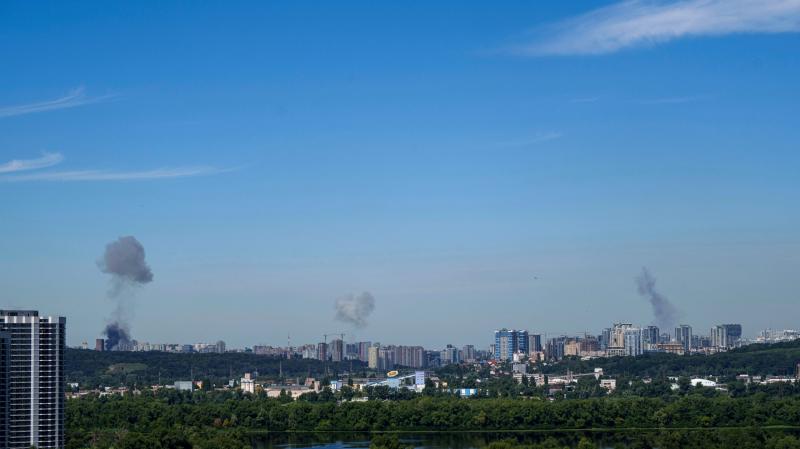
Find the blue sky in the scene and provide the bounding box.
[1,0,799,348]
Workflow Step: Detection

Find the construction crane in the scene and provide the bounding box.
[322,332,346,344]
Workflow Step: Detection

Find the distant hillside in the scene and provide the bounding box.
[66,348,368,388]
[542,340,800,379]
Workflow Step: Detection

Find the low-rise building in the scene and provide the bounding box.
[600,379,616,391]
[655,342,685,355]
[174,381,194,392]
[241,373,256,394]
[265,386,314,399]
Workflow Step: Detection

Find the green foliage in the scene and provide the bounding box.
[66,348,365,388]
[542,340,800,379]
[107,363,147,374]
[68,390,800,434]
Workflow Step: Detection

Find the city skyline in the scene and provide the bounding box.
[2,1,799,348]
[82,320,763,353]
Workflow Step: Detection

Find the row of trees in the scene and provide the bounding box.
[67,390,800,446]
[66,348,367,388]
[483,432,800,449]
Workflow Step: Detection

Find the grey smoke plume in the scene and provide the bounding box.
[636,267,678,329]
[98,236,153,348]
[334,292,375,328]
[98,236,153,296]
[103,322,131,351]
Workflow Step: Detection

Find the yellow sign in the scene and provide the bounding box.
[387,370,399,378]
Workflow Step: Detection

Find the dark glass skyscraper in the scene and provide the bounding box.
[0,310,66,449]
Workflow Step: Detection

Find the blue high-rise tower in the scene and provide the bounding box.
[494,329,529,361]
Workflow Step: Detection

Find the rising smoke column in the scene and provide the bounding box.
[98,236,153,349]
[334,292,375,328]
[636,267,678,329]
[103,322,131,352]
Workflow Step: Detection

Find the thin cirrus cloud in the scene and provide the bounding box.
[0,86,115,119]
[0,152,64,173]
[0,153,234,182]
[510,0,800,56]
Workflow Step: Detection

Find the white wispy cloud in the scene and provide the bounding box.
[512,0,800,56]
[0,166,233,182]
[0,152,234,182]
[0,152,64,173]
[0,87,115,119]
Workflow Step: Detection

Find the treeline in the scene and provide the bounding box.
[541,340,800,379]
[67,391,800,444]
[66,349,367,388]
[483,432,800,449]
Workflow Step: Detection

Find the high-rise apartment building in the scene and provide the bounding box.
[711,324,742,350]
[356,341,371,362]
[724,324,742,343]
[528,334,543,353]
[378,346,395,370]
[607,323,632,357]
[564,338,581,357]
[494,329,514,361]
[579,335,600,354]
[345,343,359,360]
[461,344,476,362]
[215,340,226,354]
[623,328,643,356]
[675,325,692,354]
[395,346,425,368]
[0,331,9,448]
[545,335,568,360]
[330,339,344,362]
[643,326,660,349]
[425,350,441,368]
[316,342,328,361]
[494,329,528,361]
[600,328,612,350]
[0,310,66,449]
[440,344,459,365]
[367,345,379,369]
[516,330,529,355]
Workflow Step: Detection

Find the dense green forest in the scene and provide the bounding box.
[539,340,800,379]
[66,391,800,449]
[66,349,367,388]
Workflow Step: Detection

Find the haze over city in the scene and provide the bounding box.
[2,1,799,349]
